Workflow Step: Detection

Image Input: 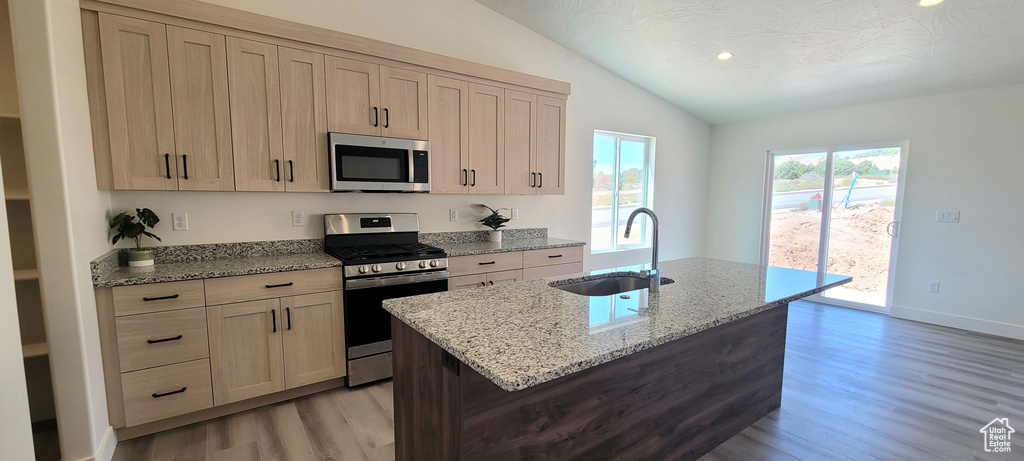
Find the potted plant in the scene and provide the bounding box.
[110,208,162,267]
[477,204,511,243]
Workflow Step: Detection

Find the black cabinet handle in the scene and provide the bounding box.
[165,154,171,179]
[383,108,389,128]
[548,254,563,258]
[538,172,543,188]
[479,261,496,265]
[531,172,536,187]
[275,159,281,182]
[288,160,294,182]
[286,307,292,330]
[489,281,494,286]
[461,169,468,186]
[147,335,183,344]
[152,387,187,398]
[479,281,486,287]
[471,169,476,186]
[271,309,277,333]
[182,154,189,180]
[143,294,179,302]
[373,107,379,127]
[265,282,294,288]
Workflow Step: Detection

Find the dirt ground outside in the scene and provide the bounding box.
[769,204,895,293]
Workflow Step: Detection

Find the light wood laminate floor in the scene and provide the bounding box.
[114,301,1024,460]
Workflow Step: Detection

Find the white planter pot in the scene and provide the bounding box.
[488,230,502,243]
[127,249,155,267]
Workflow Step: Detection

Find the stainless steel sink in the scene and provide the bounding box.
[550,273,675,296]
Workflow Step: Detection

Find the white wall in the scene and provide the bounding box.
[109,0,711,269]
[706,82,1024,339]
[9,0,116,459]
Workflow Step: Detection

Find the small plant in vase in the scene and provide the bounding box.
[477,204,511,243]
[110,208,162,267]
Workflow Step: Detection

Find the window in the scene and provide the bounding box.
[591,130,654,252]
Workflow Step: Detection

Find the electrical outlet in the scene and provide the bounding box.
[511,208,519,220]
[928,281,940,293]
[449,209,458,222]
[936,210,960,223]
[291,210,304,227]
[172,213,188,231]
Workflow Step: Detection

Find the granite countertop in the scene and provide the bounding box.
[434,237,584,257]
[94,252,344,287]
[383,257,851,392]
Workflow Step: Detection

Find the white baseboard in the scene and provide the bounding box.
[890,305,1024,341]
[70,425,117,461]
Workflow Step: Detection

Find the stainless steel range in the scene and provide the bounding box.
[324,213,448,386]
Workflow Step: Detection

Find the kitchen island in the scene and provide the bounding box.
[383,257,851,460]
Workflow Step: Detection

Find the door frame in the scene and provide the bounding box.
[760,140,910,313]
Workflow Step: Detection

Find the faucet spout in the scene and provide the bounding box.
[623,207,660,293]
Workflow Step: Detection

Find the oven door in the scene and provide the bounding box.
[342,271,448,384]
[329,133,430,192]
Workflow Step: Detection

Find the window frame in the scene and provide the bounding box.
[591,130,655,254]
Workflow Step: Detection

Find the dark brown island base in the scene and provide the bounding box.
[384,258,851,460]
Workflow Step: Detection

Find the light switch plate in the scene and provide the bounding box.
[291,210,304,227]
[936,210,960,223]
[928,281,940,293]
[172,213,188,231]
[449,209,458,222]
[511,208,519,220]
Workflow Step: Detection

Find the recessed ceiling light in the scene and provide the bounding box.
[718,52,733,60]
[918,0,943,6]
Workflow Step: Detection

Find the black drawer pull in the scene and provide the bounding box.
[146,335,183,344]
[488,281,494,286]
[143,294,179,302]
[182,154,189,180]
[164,153,171,179]
[479,282,486,287]
[265,282,294,288]
[478,261,496,265]
[548,254,563,258]
[286,307,292,330]
[384,108,389,128]
[373,107,379,127]
[272,309,277,333]
[152,387,187,398]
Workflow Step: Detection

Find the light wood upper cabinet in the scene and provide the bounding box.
[535,96,566,195]
[427,75,469,194]
[504,90,538,195]
[279,47,329,192]
[166,26,235,191]
[380,66,428,140]
[468,83,505,194]
[281,291,345,388]
[98,13,177,191]
[208,298,285,405]
[325,55,381,136]
[227,37,285,192]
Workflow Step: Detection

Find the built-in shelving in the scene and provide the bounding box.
[22,342,48,359]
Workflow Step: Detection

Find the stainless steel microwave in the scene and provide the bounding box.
[329,133,430,192]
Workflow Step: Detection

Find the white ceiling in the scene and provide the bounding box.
[475,0,1024,124]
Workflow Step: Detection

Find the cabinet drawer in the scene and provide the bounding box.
[523,262,584,281]
[448,252,522,277]
[448,273,487,291]
[487,269,523,286]
[204,267,344,305]
[112,280,206,316]
[116,308,209,372]
[121,359,213,427]
[523,246,583,268]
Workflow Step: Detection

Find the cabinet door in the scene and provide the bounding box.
[208,299,284,405]
[166,26,234,191]
[426,75,469,194]
[468,83,505,194]
[98,13,177,191]
[279,47,329,192]
[380,66,428,140]
[535,96,566,195]
[486,269,523,286]
[448,273,487,291]
[325,56,381,136]
[227,37,285,191]
[504,90,537,195]
[281,291,345,388]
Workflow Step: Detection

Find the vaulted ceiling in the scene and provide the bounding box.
[475,0,1024,123]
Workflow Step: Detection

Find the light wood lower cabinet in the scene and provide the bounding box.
[282,291,346,388]
[121,358,213,427]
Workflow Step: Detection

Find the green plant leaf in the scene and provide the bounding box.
[141,230,162,242]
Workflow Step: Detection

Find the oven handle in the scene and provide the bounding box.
[345,271,450,290]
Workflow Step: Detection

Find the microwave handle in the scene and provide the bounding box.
[408,150,416,183]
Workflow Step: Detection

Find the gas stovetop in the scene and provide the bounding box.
[326,242,445,264]
[323,213,448,278]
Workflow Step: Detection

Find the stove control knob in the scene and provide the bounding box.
[358,265,369,274]
[429,259,439,268]
[418,261,428,269]
[396,262,407,270]
[371,264,382,273]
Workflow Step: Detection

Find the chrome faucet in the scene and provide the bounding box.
[623,207,660,293]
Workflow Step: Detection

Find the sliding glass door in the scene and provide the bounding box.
[761,142,908,312]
